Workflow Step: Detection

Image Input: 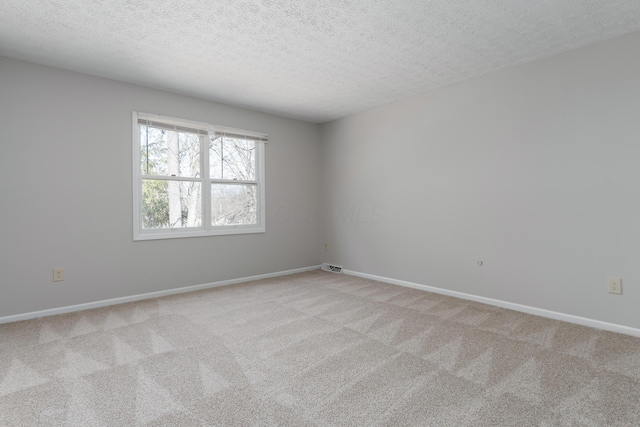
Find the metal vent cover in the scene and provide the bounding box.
[321,263,343,274]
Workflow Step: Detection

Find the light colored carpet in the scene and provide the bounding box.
[1,270,639,426]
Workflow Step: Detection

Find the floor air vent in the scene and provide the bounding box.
[321,263,343,274]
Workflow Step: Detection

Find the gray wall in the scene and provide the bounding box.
[320,31,640,329]
[0,57,323,317]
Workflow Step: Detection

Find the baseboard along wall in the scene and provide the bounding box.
[0,266,321,324]
[343,269,640,338]
[3,264,639,338]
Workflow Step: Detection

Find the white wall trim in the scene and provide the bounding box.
[344,269,640,338]
[0,266,321,324]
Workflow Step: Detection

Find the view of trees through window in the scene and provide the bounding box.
[139,125,257,229]
[209,136,257,226]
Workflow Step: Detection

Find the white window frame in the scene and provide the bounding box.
[132,112,266,241]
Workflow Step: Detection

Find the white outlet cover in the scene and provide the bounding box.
[607,278,622,294]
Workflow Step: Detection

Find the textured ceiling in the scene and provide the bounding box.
[2,1,640,123]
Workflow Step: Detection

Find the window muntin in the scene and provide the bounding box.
[133,112,266,240]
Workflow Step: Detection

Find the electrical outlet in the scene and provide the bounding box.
[324,243,328,251]
[53,268,64,282]
[607,278,621,294]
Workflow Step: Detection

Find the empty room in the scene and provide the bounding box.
[1,1,639,425]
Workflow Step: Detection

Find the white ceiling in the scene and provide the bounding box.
[2,1,640,123]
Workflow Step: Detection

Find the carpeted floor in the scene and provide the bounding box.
[1,270,639,426]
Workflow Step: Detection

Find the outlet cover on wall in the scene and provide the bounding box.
[607,278,622,294]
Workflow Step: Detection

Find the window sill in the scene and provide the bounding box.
[134,226,265,241]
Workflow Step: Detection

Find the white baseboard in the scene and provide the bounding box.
[0,265,321,324]
[343,269,640,338]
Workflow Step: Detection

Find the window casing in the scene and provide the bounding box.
[133,112,266,240]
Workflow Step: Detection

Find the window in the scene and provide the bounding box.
[132,112,266,240]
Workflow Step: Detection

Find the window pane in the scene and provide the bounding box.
[140,126,200,177]
[142,179,202,229]
[211,184,257,226]
[209,136,255,180]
